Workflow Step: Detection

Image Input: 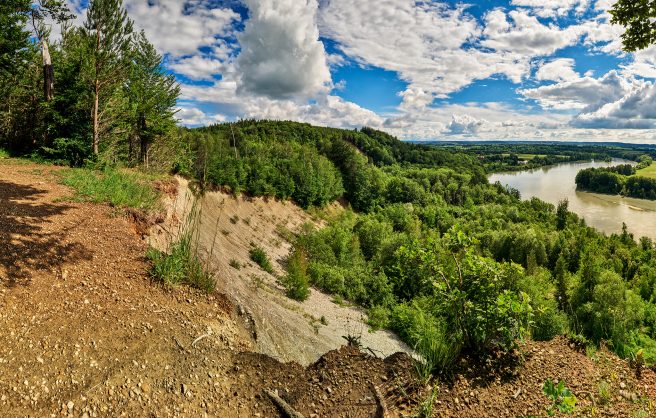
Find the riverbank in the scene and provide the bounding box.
[490,159,656,240]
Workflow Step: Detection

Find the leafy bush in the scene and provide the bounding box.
[249,245,274,274]
[389,299,460,377]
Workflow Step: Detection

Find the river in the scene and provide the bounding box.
[489,159,656,240]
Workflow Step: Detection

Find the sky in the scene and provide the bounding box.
[62,0,656,143]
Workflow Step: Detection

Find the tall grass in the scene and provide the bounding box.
[61,167,160,212]
[147,201,216,293]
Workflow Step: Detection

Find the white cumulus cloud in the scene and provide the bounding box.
[236,0,332,99]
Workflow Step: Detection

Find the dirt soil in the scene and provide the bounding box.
[1,159,655,417]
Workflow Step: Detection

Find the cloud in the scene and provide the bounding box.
[123,0,240,58]
[168,55,225,81]
[236,0,332,99]
[573,82,656,128]
[176,106,226,127]
[519,70,635,110]
[481,9,583,55]
[535,58,580,82]
[445,115,486,135]
[510,0,591,17]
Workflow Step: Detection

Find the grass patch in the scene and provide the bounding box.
[61,167,160,212]
[0,148,9,159]
[636,163,656,179]
[147,232,215,293]
[249,245,274,274]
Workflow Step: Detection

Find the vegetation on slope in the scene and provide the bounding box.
[175,120,656,374]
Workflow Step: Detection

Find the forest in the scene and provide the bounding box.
[436,142,656,173]
[575,157,656,200]
[0,0,179,168]
[177,120,656,372]
[3,0,656,376]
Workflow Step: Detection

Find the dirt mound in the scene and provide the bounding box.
[436,336,656,417]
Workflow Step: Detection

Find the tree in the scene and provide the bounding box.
[83,0,133,156]
[556,199,568,231]
[0,0,30,79]
[125,30,179,166]
[29,0,74,101]
[610,1,656,52]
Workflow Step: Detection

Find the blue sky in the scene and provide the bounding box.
[65,1,656,142]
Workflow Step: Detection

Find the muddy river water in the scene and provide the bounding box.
[489,159,656,240]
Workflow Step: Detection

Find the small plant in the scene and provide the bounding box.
[631,349,645,379]
[249,245,274,274]
[320,315,328,325]
[543,379,577,416]
[229,214,239,224]
[597,380,611,405]
[229,258,241,270]
[221,229,230,236]
[147,236,215,293]
[61,167,161,212]
[242,216,251,225]
[416,385,439,418]
[0,148,9,159]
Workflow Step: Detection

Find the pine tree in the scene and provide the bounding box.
[83,0,133,156]
[125,31,179,167]
[0,0,30,80]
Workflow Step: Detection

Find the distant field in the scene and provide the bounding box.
[517,154,547,160]
[637,164,656,179]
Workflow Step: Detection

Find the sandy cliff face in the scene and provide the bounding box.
[150,177,412,365]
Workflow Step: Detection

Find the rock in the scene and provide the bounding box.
[620,382,626,389]
[67,401,74,411]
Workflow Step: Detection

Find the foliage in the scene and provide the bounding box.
[61,166,160,211]
[281,247,310,301]
[542,379,577,416]
[576,163,656,200]
[610,0,656,52]
[0,0,178,168]
[249,245,274,274]
[146,237,215,293]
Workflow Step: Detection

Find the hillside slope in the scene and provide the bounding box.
[149,177,411,365]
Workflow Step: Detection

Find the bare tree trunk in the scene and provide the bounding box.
[92,30,101,156]
[42,40,54,102]
[93,80,99,155]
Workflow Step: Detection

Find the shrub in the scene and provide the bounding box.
[389,299,460,377]
[249,245,274,274]
[282,247,310,301]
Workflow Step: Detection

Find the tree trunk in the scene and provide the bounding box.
[92,30,101,156]
[42,40,54,102]
[92,80,99,155]
[139,115,148,167]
